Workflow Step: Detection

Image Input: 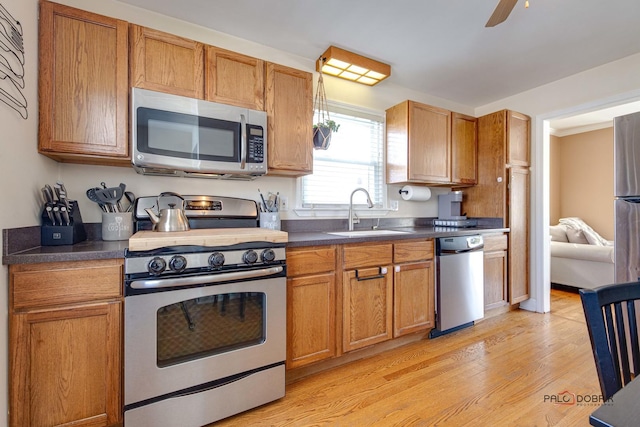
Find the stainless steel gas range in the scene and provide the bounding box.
[123,195,287,427]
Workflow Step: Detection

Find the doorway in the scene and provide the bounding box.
[529,95,640,314]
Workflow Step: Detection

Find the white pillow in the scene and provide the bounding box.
[549,225,569,242]
[558,217,609,246]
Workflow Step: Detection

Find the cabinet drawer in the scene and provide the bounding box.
[343,243,393,270]
[483,234,508,252]
[10,259,123,310]
[287,246,336,277]
[393,240,434,263]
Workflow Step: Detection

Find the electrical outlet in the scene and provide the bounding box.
[280,196,289,211]
[390,200,399,211]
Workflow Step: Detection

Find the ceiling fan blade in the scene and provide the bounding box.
[485,0,518,27]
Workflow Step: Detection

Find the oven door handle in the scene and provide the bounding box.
[130,266,284,290]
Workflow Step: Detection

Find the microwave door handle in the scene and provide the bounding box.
[240,113,247,169]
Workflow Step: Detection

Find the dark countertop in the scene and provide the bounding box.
[286,225,509,247]
[3,219,508,265]
[3,239,129,265]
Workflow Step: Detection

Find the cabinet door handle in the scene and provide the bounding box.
[355,267,387,281]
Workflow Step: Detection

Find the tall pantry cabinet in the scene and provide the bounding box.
[463,110,530,304]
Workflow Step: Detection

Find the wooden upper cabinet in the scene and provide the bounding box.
[130,25,204,99]
[265,63,313,176]
[507,110,530,167]
[205,46,265,110]
[409,102,451,183]
[38,1,129,164]
[451,112,478,185]
[386,101,477,186]
[386,100,451,184]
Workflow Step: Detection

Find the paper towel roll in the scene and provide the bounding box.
[400,185,432,201]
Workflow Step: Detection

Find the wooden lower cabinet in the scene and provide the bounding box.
[483,233,509,310]
[393,239,435,337]
[343,265,394,352]
[286,246,337,369]
[9,259,123,427]
[287,239,436,369]
[393,261,435,337]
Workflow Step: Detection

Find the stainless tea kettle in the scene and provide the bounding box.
[144,192,190,232]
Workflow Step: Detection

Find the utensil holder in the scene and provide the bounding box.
[102,212,133,241]
[41,201,87,246]
[259,212,281,230]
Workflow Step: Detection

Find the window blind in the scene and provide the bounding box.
[301,109,384,208]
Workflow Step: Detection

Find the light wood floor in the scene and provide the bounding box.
[214,290,600,426]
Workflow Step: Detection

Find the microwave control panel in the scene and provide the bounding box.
[246,124,264,164]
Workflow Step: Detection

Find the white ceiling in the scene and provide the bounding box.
[116,0,640,131]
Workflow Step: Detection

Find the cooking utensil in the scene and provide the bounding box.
[56,181,68,195]
[96,186,124,212]
[45,204,54,224]
[95,189,116,212]
[42,186,53,204]
[124,191,136,212]
[60,206,70,226]
[87,187,107,212]
[52,206,62,225]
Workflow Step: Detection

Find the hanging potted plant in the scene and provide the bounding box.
[313,69,339,150]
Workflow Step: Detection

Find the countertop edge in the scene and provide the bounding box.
[3,226,509,265]
[286,227,509,247]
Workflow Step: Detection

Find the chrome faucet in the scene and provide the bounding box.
[348,188,374,231]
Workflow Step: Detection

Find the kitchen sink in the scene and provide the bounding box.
[325,229,411,237]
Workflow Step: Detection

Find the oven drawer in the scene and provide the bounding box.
[10,259,123,311]
[125,364,284,427]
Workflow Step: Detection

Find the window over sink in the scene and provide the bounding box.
[298,103,386,214]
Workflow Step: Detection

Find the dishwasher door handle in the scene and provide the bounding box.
[440,247,484,255]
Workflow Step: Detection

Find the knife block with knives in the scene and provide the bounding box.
[41,200,87,246]
[40,182,87,246]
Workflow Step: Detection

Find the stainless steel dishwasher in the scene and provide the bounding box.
[430,235,484,337]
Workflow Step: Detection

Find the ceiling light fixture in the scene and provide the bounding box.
[316,46,391,86]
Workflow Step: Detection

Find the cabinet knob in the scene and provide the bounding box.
[395,266,400,273]
[497,177,503,183]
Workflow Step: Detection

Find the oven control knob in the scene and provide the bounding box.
[208,252,225,268]
[148,257,167,275]
[261,249,276,263]
[243,250,258,264]
[169,255,187,272]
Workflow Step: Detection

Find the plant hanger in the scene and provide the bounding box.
[313,56,340,150]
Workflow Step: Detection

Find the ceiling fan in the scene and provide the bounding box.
[485,0,529,27]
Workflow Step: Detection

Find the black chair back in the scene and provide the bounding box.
[580,282,640,400]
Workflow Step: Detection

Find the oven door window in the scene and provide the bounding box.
[156,292,265,368]
[137,107,240,162]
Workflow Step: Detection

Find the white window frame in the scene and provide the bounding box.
[294,101,390,218]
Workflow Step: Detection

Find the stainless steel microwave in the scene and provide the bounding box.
[131,88,267,179]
